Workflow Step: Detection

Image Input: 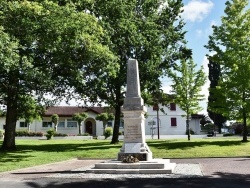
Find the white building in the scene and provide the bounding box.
[145,103,203,136]
[0,104,203,136]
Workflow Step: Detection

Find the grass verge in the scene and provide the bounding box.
[0,137,249,172]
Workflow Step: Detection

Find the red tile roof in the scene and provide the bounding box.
[44,106,110,117]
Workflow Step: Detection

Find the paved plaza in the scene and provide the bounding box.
[0,157,250,188]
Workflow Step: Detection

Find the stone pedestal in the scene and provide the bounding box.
[118,107,152,161]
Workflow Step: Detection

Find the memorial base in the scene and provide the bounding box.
[118,142,152,161]
[86,159,176,174]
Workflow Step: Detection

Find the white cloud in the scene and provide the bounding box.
[182,0,214,22]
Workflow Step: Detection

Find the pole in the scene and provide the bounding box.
[157,108,160,139]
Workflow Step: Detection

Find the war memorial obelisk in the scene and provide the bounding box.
[86,59,176,174]
[118,59,152,161]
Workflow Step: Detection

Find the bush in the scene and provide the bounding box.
[223,133,234,137]
[118,131,124,135]
[104,127,113,139]
[46,129,56,140]
[15,130,44,137]
[54,133,67,137]
[16,130,29,136]
[82,133,90,136]
[186,129,195,135]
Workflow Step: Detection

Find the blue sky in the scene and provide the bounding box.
[182,0,227,65]
[162,0,228,114]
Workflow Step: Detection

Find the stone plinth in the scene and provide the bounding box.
[86,159,176,174]
[118,107,152,161]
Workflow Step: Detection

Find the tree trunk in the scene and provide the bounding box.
[78,123,82,135]
[186,115,191,141]
[110,104,121,144]
[242,110,248,142]
[103,121,107,135]
[1,97,18,151]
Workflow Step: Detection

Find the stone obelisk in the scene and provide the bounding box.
[118,59,152,161]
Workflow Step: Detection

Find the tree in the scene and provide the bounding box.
[67,0,190,144]
[0,0,114,150]
[167,58,206,140]
[207,60,227,133]
[51,114,59,132]
[72,113,88,135]
[95,113,115,135]
[206,0,250,142]
[18,95,44,132]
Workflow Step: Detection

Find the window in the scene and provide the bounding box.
[42,121,53,128]
[171,118,177,126]
[58,121,65,128]
[107,121,113,127]
[67,119,77,128]
[119,119,124,128]
[170,103,176,111]
[20,122,28,128]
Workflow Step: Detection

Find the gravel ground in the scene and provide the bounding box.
[48,163,203,179]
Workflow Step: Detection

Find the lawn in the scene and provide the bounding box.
[0,137,249,172]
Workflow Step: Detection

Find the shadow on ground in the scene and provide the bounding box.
[22,172,250,188]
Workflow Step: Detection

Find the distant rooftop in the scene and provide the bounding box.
[44,106,111,117]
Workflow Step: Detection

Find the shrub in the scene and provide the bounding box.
[223,133,234,137]
[16,130,29,136]
[35,132,44,137]
[186,129,195,135]
[104,127,113,139]
[0,129,4,138]
[82,133,90,136]
[54,133,67,137]
[15,130,43,137]
[46,129,56,140]
[118,131,124,135]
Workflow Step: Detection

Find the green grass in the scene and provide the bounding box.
[0,137,250,172]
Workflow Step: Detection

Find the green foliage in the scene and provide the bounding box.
[168,58,206,115]
[207,60,227,133]
[54,133,67,137]
[0,0,114,150]
[206,0,250,142]
[72,112,88,135]
[96,112,115,135]
[186,129,195,135]
[82,133,90,136]
[104,127,113,139]
[51,114,59,132]
[46,129,56,140]
[69,0,189,144]
[15,130,43,137]
[168,58,206,140]
[51,114,59,125]
[95,113,114,122]
[223,133,234,137]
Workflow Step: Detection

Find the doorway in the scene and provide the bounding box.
[85,121,93,135]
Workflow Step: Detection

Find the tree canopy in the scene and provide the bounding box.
[206,0,250,142]
[207,59,227,133]
[0,0,115,150]
[72,112,88,135]
[57,0,190,143]
[167,58,206,140]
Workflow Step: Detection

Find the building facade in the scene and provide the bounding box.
[0,104,203,136]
